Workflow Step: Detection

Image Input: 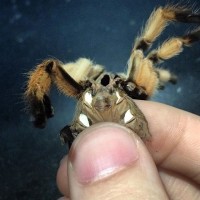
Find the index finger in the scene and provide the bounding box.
[135,100,200,184]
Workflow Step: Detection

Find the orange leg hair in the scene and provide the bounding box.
[133,5,200,51]
[127,50,159,97]
[25,58,104,128]
[127,5,200,98]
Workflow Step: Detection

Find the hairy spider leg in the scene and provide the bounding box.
[134,5,200,51]
[25,60,55,128]
[126,5,200,98]
[25,59,83,128]
[126,50,158,98]
[62,58,104,83]
[147,29,200,86]
[60,125,74,148]
[148,29,200,63]
[125,6,180,99]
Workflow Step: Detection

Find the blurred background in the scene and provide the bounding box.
[1,0,200,199]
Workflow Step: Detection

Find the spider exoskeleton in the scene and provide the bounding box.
[25,5,200,147]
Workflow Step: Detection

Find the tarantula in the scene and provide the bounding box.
[25,5,200,147]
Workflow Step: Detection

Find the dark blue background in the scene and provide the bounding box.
[1,0,200,199]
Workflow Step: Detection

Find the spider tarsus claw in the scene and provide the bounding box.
[60,125,74,147]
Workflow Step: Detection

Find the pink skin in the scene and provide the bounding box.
[57,101,200,199]
[70,125,139,183]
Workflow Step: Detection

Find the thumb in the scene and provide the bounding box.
[67,123,168,200]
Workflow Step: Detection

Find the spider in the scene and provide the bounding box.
[25,5,200,147]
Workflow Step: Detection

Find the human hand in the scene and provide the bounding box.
[57,101,200,200]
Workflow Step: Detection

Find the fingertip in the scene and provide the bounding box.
[56,156,69,197]
[135,100,200,184]
[67,123,168,199]
[69,123,139,184]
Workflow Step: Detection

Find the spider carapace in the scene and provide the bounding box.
[25,5,200,147]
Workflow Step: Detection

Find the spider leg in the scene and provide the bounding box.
[60,125,74,148]
[155,68,177,90]
[125,6,200,98]
[127,29,200,95]
[134,7,170,51]
[62,58,104,82]
[146,28,200,87]
[125,50,159,99]
[25,59,84,128]
[133,5,200,51]
[148,28,200,64]
[126,50,179,98]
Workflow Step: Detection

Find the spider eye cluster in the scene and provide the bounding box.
[100,74,110,86]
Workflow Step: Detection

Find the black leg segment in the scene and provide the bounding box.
[175,10,200,23]
[60,125,74,148]
[183,29,200,44]
[29,94,54,128]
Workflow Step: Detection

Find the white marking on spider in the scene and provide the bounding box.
[79,113,90,127]
[84,92,93,106]
[116,91,122,104]
[124,109,134,123]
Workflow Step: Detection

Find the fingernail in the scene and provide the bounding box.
[69,124,139,184]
